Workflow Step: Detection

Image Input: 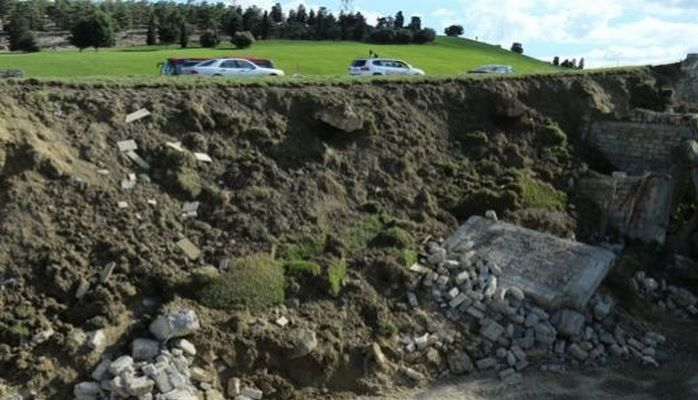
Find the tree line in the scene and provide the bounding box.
[0,0,437,52]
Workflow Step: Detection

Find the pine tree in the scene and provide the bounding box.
[146,13,157,45]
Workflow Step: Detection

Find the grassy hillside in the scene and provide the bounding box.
[0,36,558,78]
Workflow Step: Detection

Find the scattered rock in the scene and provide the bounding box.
[149,309,201,341]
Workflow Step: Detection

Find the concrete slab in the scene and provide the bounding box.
[125,108,151,123]
[443,216,615,310]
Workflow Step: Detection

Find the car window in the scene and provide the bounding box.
[394,61,408,68]
[235,60,255,69]
[372,60,383,66]
[183,61,201,67]
[352,60,367,67]
[197,60,216,67]
[220,60,237,68]
[251,60,273,68]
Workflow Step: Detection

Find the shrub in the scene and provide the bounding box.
[413,28,436,44]
[327,258,347,297]
[175,169,202,199]
[338,215,383,252]
[444,25,464,37]
[69,12,116,51]
[281,233,327,260]
[284,260,322,277]
[367,28,395,44]
[199,30,220,48]
[199,254,285,309]
[231,31,255,49]
[394,28,413,44]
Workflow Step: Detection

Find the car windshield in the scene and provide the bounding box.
[352,60,367,67]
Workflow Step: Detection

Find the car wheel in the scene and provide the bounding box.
[213,74,223,77]
[372,73,382,76]
[270,73,278,76]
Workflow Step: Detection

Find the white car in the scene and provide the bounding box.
[348,58,425,76]
[189,58,285,77]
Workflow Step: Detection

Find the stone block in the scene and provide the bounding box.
[131,338,160,361]
[149,309,201,340]
[443,216,615,309]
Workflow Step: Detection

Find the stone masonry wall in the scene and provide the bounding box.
[577,173,675,244]
[585,112,698,175]
[677,54,698,104]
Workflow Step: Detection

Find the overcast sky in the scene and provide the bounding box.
[234,0,697,67]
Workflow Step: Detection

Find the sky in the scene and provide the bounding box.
[233,0,698,68]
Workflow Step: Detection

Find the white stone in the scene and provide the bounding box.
[193,152,213,163]
[275,316,289,327]
[117,139,138,152]
[74,382,102,397]
[86,330,106,351]
[99,262,117,284]
[172,338,197,357]
[109,355,134,376]
[240,387,264,400]
[125,108,151,123]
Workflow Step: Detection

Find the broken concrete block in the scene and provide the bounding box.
[109,355,134,376]
[553,309,586,337]
[475,357,496,370]
[442,216,615,309]
[372,342,390,371]
[408,263,431,274]
[117,201,129,209]
[190,366,212,382]
[314,105,363,133]
[275,316,289,327]
[227,377,241,397]
[125,108,151,123]
[99,262,116,284]
[149,309,201,341]
[193,152,213,163]
[91,358,112,381]
[568,344,589,361]
[402,367,426,382]
[131,338,160,361]
[172,338,197,357]
[181,201,200,218]
[449,293,467,309]
[176,238,201,260]
[125,151,151,170]
[124,376,154,396]
[166,141,186,152]
[75,278,90,299]
[290,329,318,358]
[117,139,138,152]
[240,387,263,400]
[480,321,505,342]
[74,382,102,398]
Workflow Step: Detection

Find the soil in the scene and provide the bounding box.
[0,68,695,399]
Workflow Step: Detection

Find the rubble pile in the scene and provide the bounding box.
[403,220,667,384]
[73,310,263,400]
[632,271,698,318]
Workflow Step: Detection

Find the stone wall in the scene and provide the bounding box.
[577,172,675,244]
[585,111,698,174]
[677,53,698,104]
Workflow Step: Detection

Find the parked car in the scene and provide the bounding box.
[348,58,425,76]
[159,57,276,76]
[468,64,515,74]
[188,58,284,77]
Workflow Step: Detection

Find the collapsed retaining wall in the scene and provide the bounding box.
[584,111,698,174]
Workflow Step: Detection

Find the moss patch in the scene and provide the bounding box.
[373,226,413,249]
[327,258,347,297]
[199,253,285,310]
[519,176,567,210]
[284,259,322,277]
[338,214,383,252]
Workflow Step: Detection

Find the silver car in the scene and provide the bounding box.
[348,58,425,76]
[468,64,515,74]
[189,58,285,77]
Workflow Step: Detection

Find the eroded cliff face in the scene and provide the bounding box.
[0,67,694,399]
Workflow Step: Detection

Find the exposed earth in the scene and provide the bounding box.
[0,64,697,399]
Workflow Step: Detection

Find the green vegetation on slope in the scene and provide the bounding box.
[0,37,558,78]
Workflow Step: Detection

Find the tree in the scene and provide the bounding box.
[270,2,283,23]
[394,11,404,29]
[511,42,524,54]
[261,10,271,39]
[444,24,464,37]
[296,4,307,24]
[552,56,559,66]
[158,10,181,44]
[199,30,219,48]
[408,16,421,31]
[179,22,190,48]
[146,13,157,45]
[231,30,254,48]
[413,28,436,44]
[222,6,242,37]
[69,11,115,51]
[578,58,585,70]
[7,12,38,52]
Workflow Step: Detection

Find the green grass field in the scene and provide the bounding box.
[0,36,559,78]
